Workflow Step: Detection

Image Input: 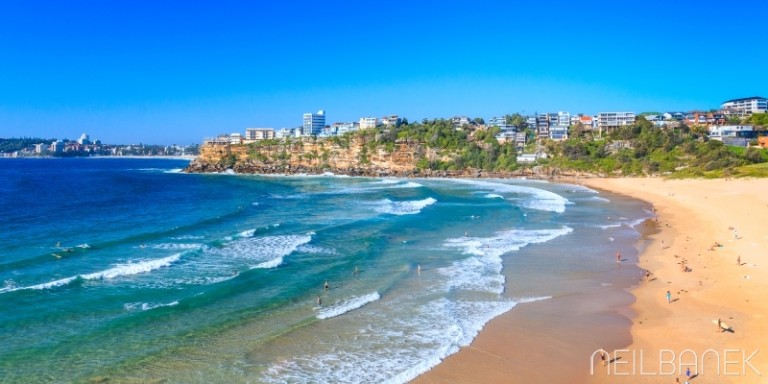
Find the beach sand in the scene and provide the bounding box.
[414,177,768,383]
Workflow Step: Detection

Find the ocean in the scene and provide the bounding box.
[0,158,650,383]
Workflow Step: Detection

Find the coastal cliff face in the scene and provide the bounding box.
[185,137,453,177]
[184,137,580,178]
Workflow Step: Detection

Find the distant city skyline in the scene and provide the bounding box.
[1,1,767,145]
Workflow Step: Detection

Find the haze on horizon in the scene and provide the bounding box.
[1,0,766,145]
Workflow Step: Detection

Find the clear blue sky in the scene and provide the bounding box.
[1,0,766,145]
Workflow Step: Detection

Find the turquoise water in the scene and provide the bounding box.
[0,158,650,383]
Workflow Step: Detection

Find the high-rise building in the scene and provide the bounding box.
[303,110,326,136]
[77,133,91,145]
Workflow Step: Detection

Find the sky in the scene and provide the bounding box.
[1,0,767,145]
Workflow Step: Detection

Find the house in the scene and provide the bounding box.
[663,112,686,121]
[381,115,401,127]
[708,125,755,140]
[452,116,470,129]
[487,116,509,130]
[516,151,547,163]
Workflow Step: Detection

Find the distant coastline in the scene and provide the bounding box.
[88,155,196,161]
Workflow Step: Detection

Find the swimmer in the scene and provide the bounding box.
[353,267,359,275]
[324,281,329,290]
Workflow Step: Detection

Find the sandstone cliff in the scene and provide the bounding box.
[184,137,586,179]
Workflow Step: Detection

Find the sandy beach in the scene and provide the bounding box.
[414,177,768,383]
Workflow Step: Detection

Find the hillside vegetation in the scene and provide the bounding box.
[193,116,768,178]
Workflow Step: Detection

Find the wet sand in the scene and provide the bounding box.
[414,177,768,383]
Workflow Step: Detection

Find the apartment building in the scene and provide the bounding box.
[721,96,767,116]
[359,117,378,130]
[245,128,275,141]
[597,112,636,133]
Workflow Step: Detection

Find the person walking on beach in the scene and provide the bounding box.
[600,348,608,366]
[666,290,672,304]
[646,271,651,282]
[737,255,741,266]
[616,252,621,263]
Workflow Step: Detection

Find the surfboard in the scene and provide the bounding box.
[712,319,730,330]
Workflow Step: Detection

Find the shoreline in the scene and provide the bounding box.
[580,177,768,383]
[413,176,768,383]
[412,180,651,383]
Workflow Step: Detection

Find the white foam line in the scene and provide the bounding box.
[514,295,552,304]
[374,197,437,216]
[124,300,180,311]
[316,292,381,320]
[251,257,284,269]
[2,254,182,293]
[442,179,569,213]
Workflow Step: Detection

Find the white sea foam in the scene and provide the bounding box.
[76,243,91,249]
[170,235,205,240]
[214,234,313,270]
[2,254,182,293]
[239,229,256,238]
[164,168,183,174]
[261,227,570,384]
[444,179,569,213]
[373,197,437,216]
[331,180,424,195]
[265,297,518,384]
[297,245,338,255]
[151,243,203,250]
[441,227,572,295]
[251,257,285,269]
[592,196,611,202]
[124,300,179,311]
[563,184,600,194]
[484,193,504,199]
[316,292,381,320]
[515,295,553,304]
